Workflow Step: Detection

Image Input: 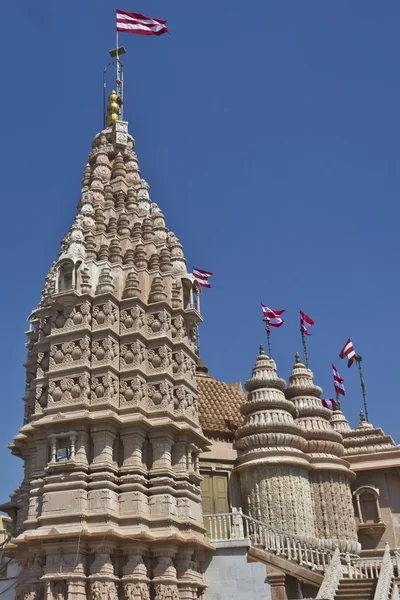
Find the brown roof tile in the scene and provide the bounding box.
[196,371,246,437]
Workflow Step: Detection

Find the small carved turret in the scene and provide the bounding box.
[98,244,109,261]
[131,221,142,241]
[149,253,160,271]
[123,270,141,299]
[137,180,151,214]
[107,217,118,235]
[125,187,137,210]
[109,238,123,264]
[142,218,154,241]
[149,275,167,303]
[104,183,114,208]
[171,282,182,309]
[123,248,135,265]
[94,207,106,233]
[81,163,91,190]
[111,152,126,180]
[80,267,92,294]
[116,190,126,210]
[134,243,147,268]
[95,266,115,294]
[85,232,97,259]
[117,211,130,236]
[160,248,173,273]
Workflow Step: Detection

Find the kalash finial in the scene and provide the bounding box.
[295,351,301,363]
[359,409,366,423]
[259,344,265,356]
[106,90,121,127]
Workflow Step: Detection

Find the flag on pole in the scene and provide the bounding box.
[300,309,314,336]
[116,10,169,35]
[339,338,356,368]
[332,363,345,396]
[193,268,213,288]
[261,304,285,327]
[321,399,336,411]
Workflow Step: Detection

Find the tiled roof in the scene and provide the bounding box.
[196,370,245,437]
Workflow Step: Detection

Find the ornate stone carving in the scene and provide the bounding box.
[51,302,91,331]
[148,346,171,372]
[48,374,90,405]
[120,377,145,406]
[124,583,150,600]
[147,381,173,407]
[49,336,91,370]
[92,338,119,367]
[146,311,171,337]
[91,373,119,405]
[91,581,103,600]
[120,340,146,370]
[154,584,179,600]
[120,306,145,333]
[92,301,119,330]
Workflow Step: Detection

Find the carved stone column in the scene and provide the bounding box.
[171,440,187,475]
[149,434,174,474]
[120,429,146,471]
[90,427,117,470]
[267,567,287,600]
[152,546,179,600]
[121,542,150,599]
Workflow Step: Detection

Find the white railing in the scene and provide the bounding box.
[206,510,333,573]
[374,545,394,600]
[316,547,341,600]
[343,550,397,580]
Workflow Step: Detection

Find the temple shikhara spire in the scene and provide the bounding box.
[3,81,208,600]
[2,31,400,600]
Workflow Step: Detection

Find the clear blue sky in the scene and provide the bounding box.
[1,1,399,495]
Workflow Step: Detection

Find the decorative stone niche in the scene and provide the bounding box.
[48,431,77,466]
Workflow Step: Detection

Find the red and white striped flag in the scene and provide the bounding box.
[300,309,314,336]
[339,338,356,368]
[116,10,169,35]
[261,303,285,328]
[193,267,213,288]
[322,399,336,411]
[332,363,345,396]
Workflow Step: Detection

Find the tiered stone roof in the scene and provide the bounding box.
[342,412,397,456]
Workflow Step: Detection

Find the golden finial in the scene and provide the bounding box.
[106,90,121,127]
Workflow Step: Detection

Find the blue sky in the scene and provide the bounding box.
[1,1,399,495]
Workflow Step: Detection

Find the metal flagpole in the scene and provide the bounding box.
[301,329,309,368]
[263,318,273,359]
[334,391,340,411]
[195,324,200,357]
[355,354,368,422]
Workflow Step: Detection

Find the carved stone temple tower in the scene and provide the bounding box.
[233,346,316,540]
[4,95,210,600]
[286,355,359,553]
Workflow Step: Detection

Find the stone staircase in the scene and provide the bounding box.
[335,578,377,599]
